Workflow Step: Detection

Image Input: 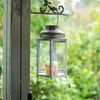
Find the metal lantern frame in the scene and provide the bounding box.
[37,38,67,78]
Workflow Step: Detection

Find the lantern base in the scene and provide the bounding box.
[38,70,66,78]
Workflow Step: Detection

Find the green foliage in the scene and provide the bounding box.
[0,0,100,100]
[0,0,3,75]
[81,0,100,5]
[0,47,2,75]
[30,77,73,100]
[30,1,100,99]
[0,0,3,28]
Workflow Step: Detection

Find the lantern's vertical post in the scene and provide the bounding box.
[65,40,67,77]
[53,41,56,61]
[50,40,53,78]
[37,39,40,76]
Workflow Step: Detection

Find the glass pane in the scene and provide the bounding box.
[55,41,66,76]
[39,40,50,75]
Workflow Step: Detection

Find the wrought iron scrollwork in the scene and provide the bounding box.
[40,0,64,14]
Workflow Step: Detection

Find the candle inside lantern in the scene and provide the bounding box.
[45,61,58,76]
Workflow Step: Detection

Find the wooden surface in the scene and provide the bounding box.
[11,0,22,100]
[21,0,30,99]
[3,0,30,100]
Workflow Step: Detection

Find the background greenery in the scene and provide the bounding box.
[0,0,100,100]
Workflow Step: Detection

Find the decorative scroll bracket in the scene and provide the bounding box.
[40,0,64,14]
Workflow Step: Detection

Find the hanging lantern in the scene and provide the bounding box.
[30,0,70,78]
[36,25,67,78]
